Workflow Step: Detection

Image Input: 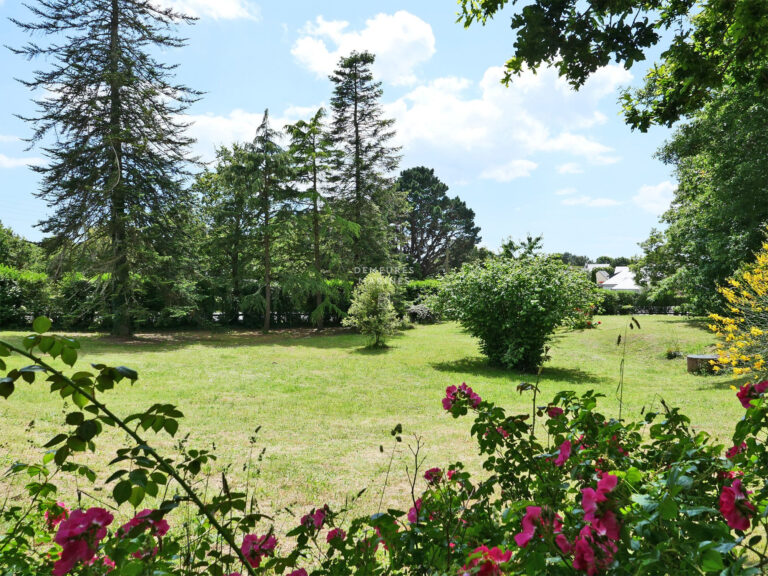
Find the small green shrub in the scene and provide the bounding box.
[436,256,596,371]
[342,271,399,347]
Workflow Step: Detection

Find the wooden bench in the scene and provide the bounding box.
[687,354,719,374]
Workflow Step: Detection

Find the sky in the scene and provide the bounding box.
[0,0,677,258]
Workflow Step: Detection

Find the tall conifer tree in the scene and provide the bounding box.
[286,108,336,328]
[251,110,293,332]
[328,51,402,272]
[12,0,199,336]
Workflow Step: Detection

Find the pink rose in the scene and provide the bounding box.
[46,502,69,531]
[720,479,755,530]
[424,467,443,484]
[241,533,277,568]
[546,405,564,418]
[514,506,564,548]
[326,528,346,543]
[554,440,572,467]
[407,498,422,524]
[53,508,113,576]
[461,546,512,576]
[736,381,768,409]
[726,442,747,459]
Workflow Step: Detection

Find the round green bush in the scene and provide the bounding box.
[437,256,597,370]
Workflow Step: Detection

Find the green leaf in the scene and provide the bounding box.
[145,481,158,498]
[659,496,678,520]
[43,434,68,448]
[61,347,77,367]
[33,317,52,334]
[0,344,10,357]
[54,446,69,466]
[114,480,132,505]
[0,379,14,399]
[39,336,55,353]
[128,486,145,507]
[163,419,179,437]
[76,420,99,442]
[72,391,89,409]
[116,366,139,381]
[65,412,84,426]
[701,549,724,572]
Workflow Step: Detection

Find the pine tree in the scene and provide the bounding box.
[250,110,293,332]
[328,51,402,272]
[197,149,261,325]
[11,0,200,336]
[286,108,336,328]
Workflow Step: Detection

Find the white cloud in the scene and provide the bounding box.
[0,154,45,169]
[159,0,260,20]
[555,187,576,196]
[386,64,627,182]
[562,195,621,207]
[557,162,584,174]
[184,105,321,161]
[633,181,676,215]
[480,159,538,182]
[292,11,435,85]
[0,135,19,143]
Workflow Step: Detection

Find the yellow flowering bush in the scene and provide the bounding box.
[709,240,768,376]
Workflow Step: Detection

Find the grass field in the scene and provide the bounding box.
[0,316,745,526]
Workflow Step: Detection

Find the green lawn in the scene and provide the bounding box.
[0,316,744,521]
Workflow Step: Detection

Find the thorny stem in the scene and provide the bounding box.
[0,339,258,576]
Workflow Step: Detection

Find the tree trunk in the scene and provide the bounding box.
[230,244,240,325]
[109,0,131,337]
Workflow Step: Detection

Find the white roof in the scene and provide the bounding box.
[602,268,641,292]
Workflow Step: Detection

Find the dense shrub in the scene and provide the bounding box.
[0,265,50,327]
[342,271,399,346]
[402,278,442,303]
[3,319,768,575]
[436,256,597,370]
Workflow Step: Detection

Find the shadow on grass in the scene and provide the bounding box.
[431,357,513,379]
[352,345,393,356]
[540,366,608,386]
[39,327,370,355]
[432,356,606,385]
[694,374,752,392]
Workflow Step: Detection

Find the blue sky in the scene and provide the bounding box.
[0,0,676,257]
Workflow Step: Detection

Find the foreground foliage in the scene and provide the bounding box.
[2,317,768,575]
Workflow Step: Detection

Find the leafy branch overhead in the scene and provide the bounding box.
[458,0,768,130]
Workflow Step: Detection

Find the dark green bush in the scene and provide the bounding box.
[0,265,50,327]
[51,273,102,330]
[403,278,442,303]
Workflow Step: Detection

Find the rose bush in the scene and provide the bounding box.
[2,318,768,574]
